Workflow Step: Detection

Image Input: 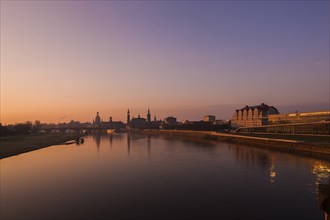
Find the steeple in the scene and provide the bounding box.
[94,111,101,125]
[127,109,131,124]
[147,108,151,124]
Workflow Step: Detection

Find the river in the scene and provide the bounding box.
[1,133,329,219]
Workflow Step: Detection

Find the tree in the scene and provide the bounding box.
[14,121,33,134]
[33,120,41,130]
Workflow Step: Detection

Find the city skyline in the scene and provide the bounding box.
[1,1,329,124]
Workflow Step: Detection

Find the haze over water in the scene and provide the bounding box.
[1,134,329,219]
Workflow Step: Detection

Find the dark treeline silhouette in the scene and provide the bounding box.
[1,122,33,136]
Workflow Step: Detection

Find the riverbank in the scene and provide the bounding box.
[141,130,330,160]
[0,133,85,159]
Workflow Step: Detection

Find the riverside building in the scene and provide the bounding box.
[92,112,125,130]
[203,115,216,123]
[128,108,153,129]
[231,103,279,128]
[234,109,330,135]
[268,111,330,125]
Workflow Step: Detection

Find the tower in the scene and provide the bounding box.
[127,109,131,124]
[94,112,101,125]
[147,108,151,124]
[109,116,113,129]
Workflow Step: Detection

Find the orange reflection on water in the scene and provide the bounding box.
[312,161,330,184]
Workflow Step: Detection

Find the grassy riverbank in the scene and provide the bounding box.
[0,133,84,159]
[141,130,330,160]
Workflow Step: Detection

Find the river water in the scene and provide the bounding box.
[1,133,329,219]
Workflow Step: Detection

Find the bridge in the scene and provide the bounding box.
[35,125,124,133]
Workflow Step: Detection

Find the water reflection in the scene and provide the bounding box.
[2,133,329,219]
[93,132,101,151]
[147,134,151,159]
[95,133,329,187]
[313,161,330,184]
[317,179,330,220]
[231,144,272,171]
[91,133,328,189]
[127,133,131,156]
[109,134,113,148]
[269,156,277,183]
[91,132,125,153]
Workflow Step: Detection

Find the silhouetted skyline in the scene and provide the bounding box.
[1,1,329,124]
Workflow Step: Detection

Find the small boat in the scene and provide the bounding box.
[75,137,84,144]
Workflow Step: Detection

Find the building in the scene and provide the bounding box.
[92,112,124,130]
[95,112,101,125]
[203,115,216,123]
[231,103,279,128]
[164,116,177,125]
[93,112,102,125]
[128,108,154,129]
[104,116,125,130]
[268,111,330,125]
[127,109,131,125]
[234,110,330,134]
[147,108,151,124]
[131,114,147,129]
[215,119,227,125]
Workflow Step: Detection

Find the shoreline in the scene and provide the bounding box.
[1,130,329,161]
[0,133,85,159]
[140,130,330,161]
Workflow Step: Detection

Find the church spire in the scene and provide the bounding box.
[147,108,151,124]
[127,108,131,124]
[94,111,101,125]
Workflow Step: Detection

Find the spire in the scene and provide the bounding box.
[95,111,101,125]
[127,108,131,124]
[147,108,151,124]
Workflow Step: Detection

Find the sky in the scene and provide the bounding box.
[1,1,329,124]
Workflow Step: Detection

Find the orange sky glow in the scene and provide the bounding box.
[1,1,329,124]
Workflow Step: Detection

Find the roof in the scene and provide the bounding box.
[238,103,278,112]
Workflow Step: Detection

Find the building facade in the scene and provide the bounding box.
[131,114,147,129]
[93,112,102,125]
[268,111,330,125]
[231,103,279,128]
[164,116,177,125]
[92,112,125,130]
[203,115,216,123]
[234,110,330,134]
[128,108,154,129]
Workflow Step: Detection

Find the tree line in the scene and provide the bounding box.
[0,121,41,136]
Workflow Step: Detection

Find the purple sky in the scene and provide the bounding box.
[1,1,329,124]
